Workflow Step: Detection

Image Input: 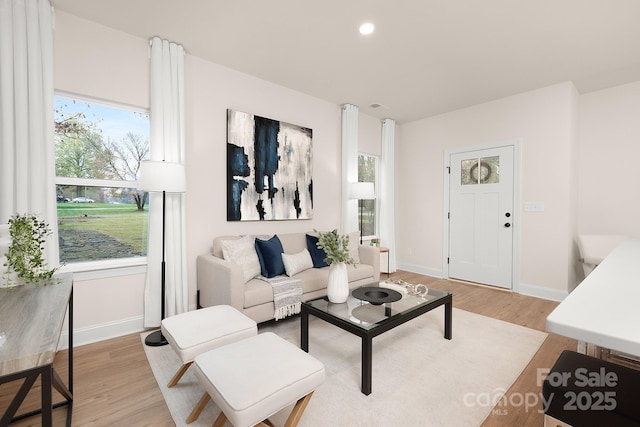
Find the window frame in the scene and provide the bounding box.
[357,153,380,241]
[54,91,151,274]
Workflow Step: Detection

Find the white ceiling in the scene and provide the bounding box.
[51,0,640,124]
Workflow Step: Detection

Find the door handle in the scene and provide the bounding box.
[504,223,511,228]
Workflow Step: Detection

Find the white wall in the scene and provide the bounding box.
[359,113,382,157]
[578,81,640,237]
[52,12,640,344]
[54,13,149,109]
[54,12,374,345]
[184,54,344,298]
[397,82,579,299]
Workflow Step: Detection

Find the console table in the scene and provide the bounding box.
[0,273,73,426]
[546,238,640,357]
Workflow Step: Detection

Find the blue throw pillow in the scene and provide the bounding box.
[255,235,285,278]
[306,234,329,268]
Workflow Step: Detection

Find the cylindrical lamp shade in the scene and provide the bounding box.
[349,182,375,200]
[138,160,187,193]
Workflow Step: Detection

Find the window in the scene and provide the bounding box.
[461,156,500,185]
[54,94,150,265]
[357,154,378,238]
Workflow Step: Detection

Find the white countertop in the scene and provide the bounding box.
[546,238,640,356]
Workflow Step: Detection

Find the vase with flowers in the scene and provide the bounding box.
[314,229,356,303]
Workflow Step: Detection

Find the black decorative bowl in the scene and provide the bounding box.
[352,286,402,305]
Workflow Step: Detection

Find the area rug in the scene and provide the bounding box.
[142,307,547,427]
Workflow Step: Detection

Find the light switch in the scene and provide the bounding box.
[524,202,545,212]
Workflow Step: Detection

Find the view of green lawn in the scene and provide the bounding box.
[57,203,149,255]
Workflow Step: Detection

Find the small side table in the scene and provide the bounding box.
[379,247,390,278]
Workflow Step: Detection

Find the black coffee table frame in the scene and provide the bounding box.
[300,291,452,395]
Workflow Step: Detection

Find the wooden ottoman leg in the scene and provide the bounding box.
[186,392,211,424]
[168,362,193,388]
[212,411,228,427]
[283,391,314,427]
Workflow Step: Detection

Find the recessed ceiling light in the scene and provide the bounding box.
[359,22,375,35]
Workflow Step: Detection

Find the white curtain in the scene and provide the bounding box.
[380,118,396,272]
[145,37,187,327]
[341,104,359,234]
[0,0,58,266]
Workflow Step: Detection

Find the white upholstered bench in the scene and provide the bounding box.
[187,332,325,427]
[161,305,257,388]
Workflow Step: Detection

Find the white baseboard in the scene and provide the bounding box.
[58,315,145,350]
[58,303,199,350]
[397,263,443,279]
[398,263,568,302]
[517,282,568,302]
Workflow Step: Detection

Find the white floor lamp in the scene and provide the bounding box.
[139,160,187,347]
[349,182,376,244]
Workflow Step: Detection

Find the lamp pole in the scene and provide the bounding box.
[349,182,375,244]
[145,189,168,346]
[359,199,364,244]
[138,160,186,347]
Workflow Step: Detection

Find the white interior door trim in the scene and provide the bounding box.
[442,139,522,292]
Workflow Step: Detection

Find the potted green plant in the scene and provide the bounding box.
[314,229,356,303]
[2,214,59,287]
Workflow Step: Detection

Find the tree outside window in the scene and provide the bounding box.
[358,154,378,238]
[54,95,150,264]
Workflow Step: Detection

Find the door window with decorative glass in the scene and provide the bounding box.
[54,94,150,264]
[461,156,500,185]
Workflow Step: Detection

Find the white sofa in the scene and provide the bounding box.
[197,232,380,323]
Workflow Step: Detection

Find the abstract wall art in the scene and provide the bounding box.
[227,109,313,221]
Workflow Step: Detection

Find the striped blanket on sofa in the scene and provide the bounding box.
[258,275,303,320]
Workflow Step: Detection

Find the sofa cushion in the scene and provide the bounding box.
[213,234,270,258]
[346,263,373,282]
[255,235,285,278]
[213,235,240,258]
[293,267,329,294]
[306,234,329,268]
[244,278,274,308]
[282,248,314,277]
[221,235,261,283]
[277,233,307,255]
[293,263,374,294]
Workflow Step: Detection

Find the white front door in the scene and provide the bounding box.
[448,145,514,288]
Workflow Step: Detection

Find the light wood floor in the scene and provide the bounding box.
[1,270,575,426]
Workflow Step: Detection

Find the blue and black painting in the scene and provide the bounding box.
[227,109,312,221]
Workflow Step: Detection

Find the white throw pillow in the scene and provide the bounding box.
[282,248,314,277]
[348,231,361,263]
[221,235,261,283]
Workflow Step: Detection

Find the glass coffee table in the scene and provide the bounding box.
[300,282,452,395]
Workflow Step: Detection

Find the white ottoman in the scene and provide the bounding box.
[161,305,257,388]
[187,332,325,427]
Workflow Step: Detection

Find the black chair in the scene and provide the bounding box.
[543,350,640,427]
